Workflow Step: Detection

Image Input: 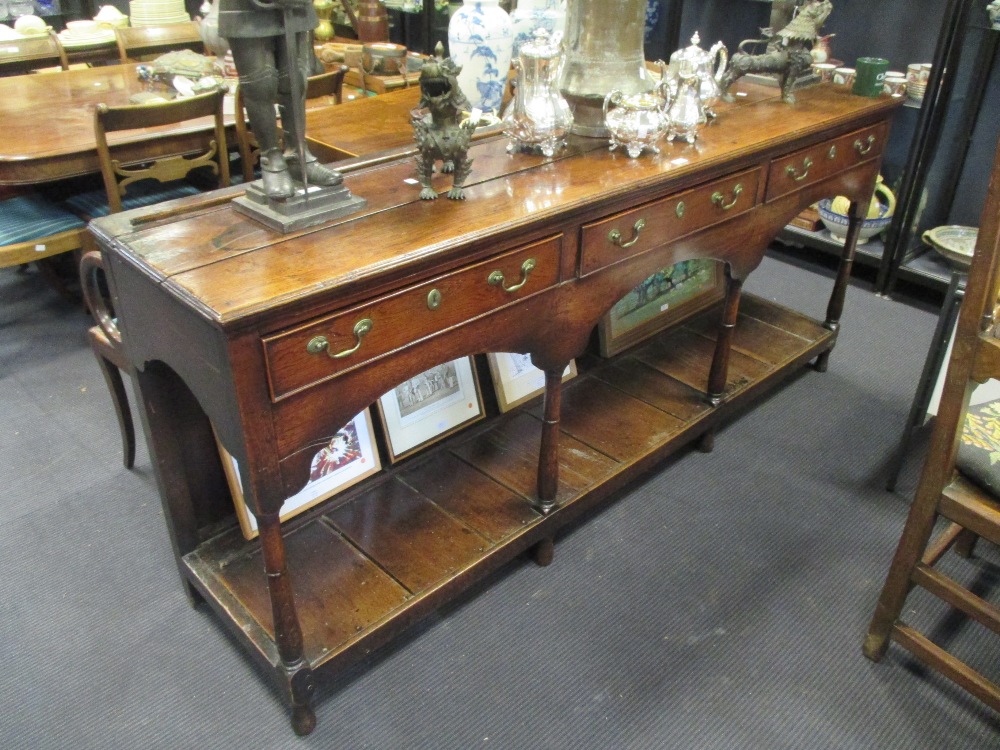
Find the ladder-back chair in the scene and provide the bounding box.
[865,131,1000,711]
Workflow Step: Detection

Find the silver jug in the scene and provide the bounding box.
[666,62,707,144]
[504,29,574,157]
[668,32,728,118]
[559,0,655,137]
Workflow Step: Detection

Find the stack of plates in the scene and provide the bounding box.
[58,21,116,49]
[907,81,927,103]
[129,0,191,27]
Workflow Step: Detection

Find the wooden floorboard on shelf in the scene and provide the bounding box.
[539,376,685,463]
[591,357,711,422]
[636,327,772,394]
[212,520,410,665]
[398,452,542,544]
[451,411,619,505]
[324,477,492,595]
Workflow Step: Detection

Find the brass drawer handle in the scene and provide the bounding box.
[854,135,876,156]
[785,157,813,182]
[306,318,373,359]
[488,258,537,293]
[608,218,646,248]
[711,183,744,210]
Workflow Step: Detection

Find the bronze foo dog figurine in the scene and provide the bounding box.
[412,43,476,200]
[719,0,833,104]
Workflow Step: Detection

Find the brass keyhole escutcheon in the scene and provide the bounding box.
[306,318,374,359]
[675,201,686,219]
[427,288,442,310]
[608,218,646,248]
[488,258,537,293]
[828,145,837,160]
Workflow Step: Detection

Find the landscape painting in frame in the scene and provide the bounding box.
[487,352,578,412]
[598,259,724,357]
[220,409,381,540]
[377,357,484,462]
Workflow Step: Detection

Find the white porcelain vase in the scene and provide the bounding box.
[448,0,514,113]
[510,0,566,57]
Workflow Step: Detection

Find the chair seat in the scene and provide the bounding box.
[956,398,1000,497]
[64,178,203,220]
[0,194,86,245]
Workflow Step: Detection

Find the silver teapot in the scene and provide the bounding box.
[504,29,574,157]
[602,79,671,158]
[668,32,728,118]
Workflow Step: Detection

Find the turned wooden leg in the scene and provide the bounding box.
[257,511,316,735]
[531,536,555,567]
[536,366,564,515]
[707,274,743,407]
[818,200,863,373]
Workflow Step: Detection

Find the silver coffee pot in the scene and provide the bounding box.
[668,32,728,118]
[666,63,707,144]
[504,29,574,157]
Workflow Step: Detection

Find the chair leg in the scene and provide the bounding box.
[91,344,136,469]
[862,485,942,661]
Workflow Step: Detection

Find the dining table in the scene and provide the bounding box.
[0,63,424,190]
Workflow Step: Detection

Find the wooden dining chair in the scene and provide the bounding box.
[235,65,349,183]
[64,87,230,220]
[115,21,204,63]
[0,193,86,279]
[0,30,69,75]
[864,131,1000,712]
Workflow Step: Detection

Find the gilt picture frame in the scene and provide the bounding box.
[598,259,725,357]
[219,409,381,540]
[376,357,484,462]
[486,352,578,413]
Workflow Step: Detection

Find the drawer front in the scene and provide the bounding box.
[263,236,562,400]
[579,167,761,277]
[765,121,889,202]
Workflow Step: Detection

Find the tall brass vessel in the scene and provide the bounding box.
[559,0,654,136]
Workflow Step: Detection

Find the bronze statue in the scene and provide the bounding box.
[719,0,833,104]
[219,0,343,199]
[412,44,476,200]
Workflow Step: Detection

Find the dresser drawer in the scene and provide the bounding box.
[579,167,761,277]
[263,236,562,400]
[765,121,889,202]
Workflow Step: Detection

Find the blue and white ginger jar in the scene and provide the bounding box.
[510,0,566,57]
[448,0,514,113]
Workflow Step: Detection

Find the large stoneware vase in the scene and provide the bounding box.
[510,0,566,56]
[560,0,654,136]
[448,0,514,113]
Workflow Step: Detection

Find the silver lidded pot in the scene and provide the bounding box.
[667,32,728,118]
[504,29,574,157]
[559,0,655,137]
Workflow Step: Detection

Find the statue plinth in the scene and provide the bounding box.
[233,180,367,233]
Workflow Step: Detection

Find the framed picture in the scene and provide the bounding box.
[376,357,484,462]
[486,352,578,413]
[219,409,382,540]
[598,259,725,357]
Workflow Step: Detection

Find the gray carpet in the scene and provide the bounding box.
[2,251,998,749]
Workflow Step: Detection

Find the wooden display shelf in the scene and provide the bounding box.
[183,294,833,680]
